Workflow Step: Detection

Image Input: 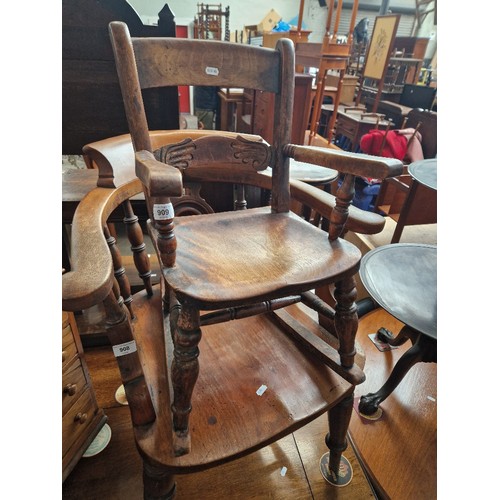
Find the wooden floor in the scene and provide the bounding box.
[63,307,436,499]
[349,308,437,499]
[63,343,377,500]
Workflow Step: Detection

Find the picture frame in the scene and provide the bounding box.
[363,14,400,80]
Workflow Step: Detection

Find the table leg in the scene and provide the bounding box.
[358,330,436,415]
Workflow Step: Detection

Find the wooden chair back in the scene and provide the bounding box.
[405,108,437,159]
[109,21,295,214]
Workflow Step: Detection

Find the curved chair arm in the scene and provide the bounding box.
[62,179,143,312]
[285,144,403,180]
[83,130,267,188]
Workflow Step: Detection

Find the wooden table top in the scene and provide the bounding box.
[321,104,393,127]
[62,168,145,224]
[408,158,437,191]
[359,243,437,339]
[62,168,98,202]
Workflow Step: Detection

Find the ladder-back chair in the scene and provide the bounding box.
[63,20,402,498]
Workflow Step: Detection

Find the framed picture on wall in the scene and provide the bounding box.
[363,14,400,80]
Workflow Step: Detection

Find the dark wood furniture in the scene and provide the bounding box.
[324,105,393,153]
[217,88,245,132]
[364,89,436,132]
[357,243,437,415]
[62,0,179,155]
[405,108,437,159]
[62,310,107,481]
[250,73,314,146]
[62,21,402,498]
[393,36,430,84]
[363,99,412,129]
[373,108,437,241]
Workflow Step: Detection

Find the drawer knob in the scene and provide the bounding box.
[63,383,77,396]
[62,350,67,362]
[74,412,88,424]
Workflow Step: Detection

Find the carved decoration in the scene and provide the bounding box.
[153,135,272,171]
[230,135,272,170]
[154,138,195,169]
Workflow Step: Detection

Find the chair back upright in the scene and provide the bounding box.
[109,21,296,214]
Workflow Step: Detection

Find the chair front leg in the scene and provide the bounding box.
[171,301,202,456]
[322,391,355,486]
[333,275,358,369]
[143,460,176,500]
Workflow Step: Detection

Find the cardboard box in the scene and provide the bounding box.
[258,9,281,32]
[245,9,281,38]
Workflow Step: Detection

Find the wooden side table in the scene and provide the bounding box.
[217,88,245,131]
[357,243,437,415]
[322,105,393,152]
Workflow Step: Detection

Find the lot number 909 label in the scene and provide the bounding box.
[153,203,174,220]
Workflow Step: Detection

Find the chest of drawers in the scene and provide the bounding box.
[62,311,107,481]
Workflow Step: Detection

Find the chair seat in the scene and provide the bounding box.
[131,286,357,471]
[151,207,362,309]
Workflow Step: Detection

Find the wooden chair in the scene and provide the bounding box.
[62,20,402,498]
[373,108,437,242]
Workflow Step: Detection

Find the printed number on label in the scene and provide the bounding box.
[153,203,174,220]
[112,340,137,357]
[205,66,219,76]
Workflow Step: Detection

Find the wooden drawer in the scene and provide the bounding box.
[335,116,357,137]
[62,314,78,369]
[62,357,88,416]
[62,309,107,481]
[62,388,98,457]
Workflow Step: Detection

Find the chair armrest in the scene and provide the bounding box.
[135,150,183,198]
[285,145,403,180]
[82,133,136,188]
[83,130,267,189]
[62,179,143,311]
[289,178,386,234]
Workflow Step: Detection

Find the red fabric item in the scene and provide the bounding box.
[360,129,408,160]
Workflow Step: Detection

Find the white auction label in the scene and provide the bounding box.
[205,66,219,76]
[256,384,267,396]
[153,202,174,220]
[112,340,137,357]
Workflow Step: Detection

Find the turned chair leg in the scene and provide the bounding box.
[143,461,176,500]
[171,302,202,456]
[322,392,355,486]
